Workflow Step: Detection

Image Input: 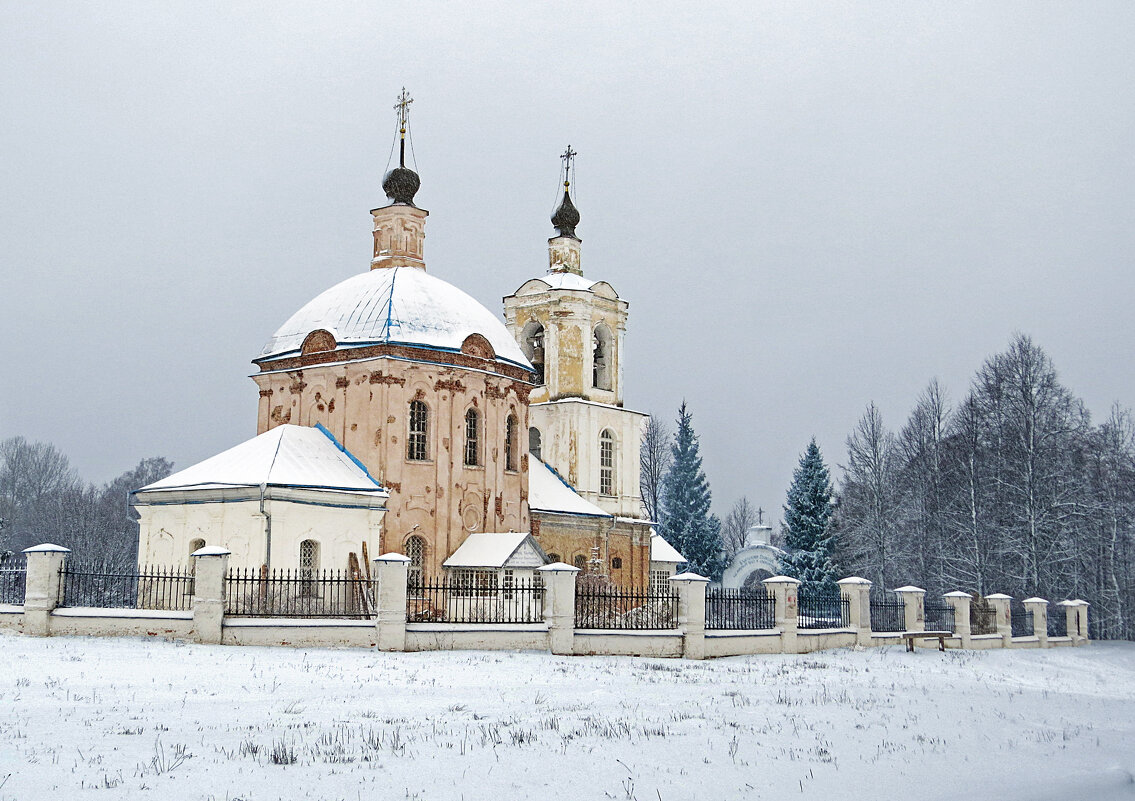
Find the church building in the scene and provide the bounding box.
[134,94,664,588]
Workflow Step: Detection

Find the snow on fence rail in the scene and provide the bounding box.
[574,586,679,629]
[797,589,850,629]
[869,593,906,632]
[0,566,26,605]
[407,577,544,624]
[56,563,194,611]
[224,567,374,618]
[705,587,775,630]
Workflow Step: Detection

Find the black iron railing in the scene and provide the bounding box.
[407,576,544,623]
[971,605,998,635]
[869,594,906,632]
[1011,606,1034,637]
[797,589,850,630]
[575,586,679,630]
[225,567,374,618]
[0,567,26,605]
[57,564,195,611]
[1047,608,1067,637]
[705,588,775,630]
[924,600,956,632]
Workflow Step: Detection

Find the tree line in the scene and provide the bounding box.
[832,334,1133,639]
[0,437,171,570]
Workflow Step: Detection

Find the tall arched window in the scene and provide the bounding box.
[505,414,518,471]
[522,321,545,385]
[406,535,426,591]
[573,554,587,571]
[464,408,480,467]
[599,429,615,496]
[593,324,613,390]
[189,538,205,557]
[408,400,429,461]
[528,427,542,461]
[299,539,320,593]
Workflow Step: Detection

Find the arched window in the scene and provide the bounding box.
[547,552,561,564]
[189,538,205,557]
[529,427,542,461]
[464,408,480,467]
[408,400,429,461]
[406,535,426,591]
[299,539,320,593]
[593,324,613,390]
[573,554,587,571]
[612,556,623,570]
[599,429,616,496]
[505,414,518,472]
[522,321,545,385]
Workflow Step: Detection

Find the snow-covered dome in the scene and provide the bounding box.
[257,266,531,370]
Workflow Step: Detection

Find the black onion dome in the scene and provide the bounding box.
[551,190,580,238]
[382,166,421,205]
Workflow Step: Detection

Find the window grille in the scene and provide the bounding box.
[547,552,561,563]
[406,535,426,592]
[299,540,319,594]
[502,569,514,599]
[650,569,670,593]
[408,400,429,461]
[573,554,587,571]
[464,409,480,467]
[611,556,623,570]
[599,430,615,496]
[505,414,518,471]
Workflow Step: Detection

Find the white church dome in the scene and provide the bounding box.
[256,266,531,370]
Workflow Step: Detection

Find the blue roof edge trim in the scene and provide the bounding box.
[314,423,384,489]
[539,459,614,519]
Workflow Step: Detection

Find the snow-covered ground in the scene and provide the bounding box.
[1,634,1132,801]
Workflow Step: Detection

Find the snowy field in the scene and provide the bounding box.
[1,634,1133,801]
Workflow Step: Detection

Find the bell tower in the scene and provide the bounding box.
[371,88,428,270]
[503,149,646,519]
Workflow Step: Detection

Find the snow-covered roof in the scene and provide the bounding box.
[257,266,531,370]
[542,272,599,291]
[528,457,610,518]
[442,532,547,569]
[135,425,385,496]
[650,531,686,564]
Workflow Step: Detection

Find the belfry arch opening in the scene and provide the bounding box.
[593,324,613,391]
[521,321,545,385]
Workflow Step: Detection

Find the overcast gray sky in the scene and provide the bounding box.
[2,2,1133,519]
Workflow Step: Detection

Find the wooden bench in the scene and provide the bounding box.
[900,630,952,652]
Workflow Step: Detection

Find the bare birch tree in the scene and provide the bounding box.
[639,416,672,523]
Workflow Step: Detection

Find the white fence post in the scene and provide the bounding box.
[1072,600,1090,645]
[373,553,409,652]
[1023,597,1048,646]
[763,576,801,654]
[837,577,873,646]
[944,591,972,648]
[985,593,1013,647]
[895,586,926,633]
[538,562,579,656]
[191,546,229,645]
[670,572,709,660]
[21,544,69,637]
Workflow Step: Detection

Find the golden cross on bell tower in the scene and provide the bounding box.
[394,87,414,167]
[560,144,577,190]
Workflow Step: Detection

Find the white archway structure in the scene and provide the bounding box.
[721,543,785,590]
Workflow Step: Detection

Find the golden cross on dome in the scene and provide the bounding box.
[560,144,577,189]
[394,88,414,134]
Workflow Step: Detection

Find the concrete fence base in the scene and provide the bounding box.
[2,545,1091,659]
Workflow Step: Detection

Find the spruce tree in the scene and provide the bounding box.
[660,401,724,581]
[779,438,837,591]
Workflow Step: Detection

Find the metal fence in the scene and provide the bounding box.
[924,600,956,633]
[0,567,26,605]
[705,587,775,630]
[1011,606,1034,638]
[407,576,544,624]
[225,567,374,618]
[869,594,906,632]
[57,564,195,611]
[971,605,998,635]
[575,586,679,630]
[797,589,850,630]
[1047,609,1067,637]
